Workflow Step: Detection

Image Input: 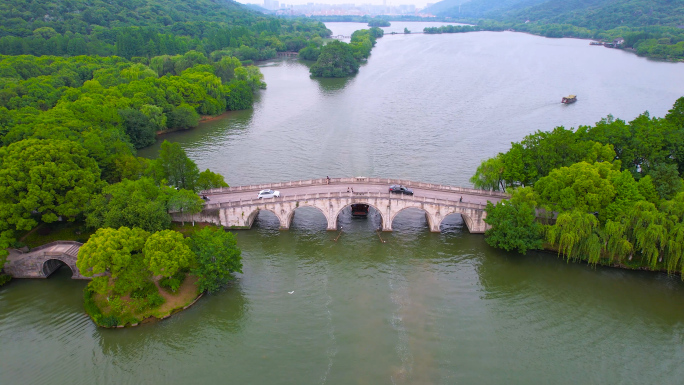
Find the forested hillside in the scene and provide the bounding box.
[430,0,684,28]
[424,0,547,18]
[497,0,684,29]
[0,0,331,58]
[424,0,684,61]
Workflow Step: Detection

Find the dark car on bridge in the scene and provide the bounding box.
[389,185,413,195]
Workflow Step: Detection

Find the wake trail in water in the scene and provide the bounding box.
[319,269,337,384]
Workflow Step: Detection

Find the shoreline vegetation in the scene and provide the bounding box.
[421,23,684,62]
[475,97,684,277]
[419,0,684,62]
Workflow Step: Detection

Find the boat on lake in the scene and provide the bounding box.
[351,204,369,217]
[562,95,577,104]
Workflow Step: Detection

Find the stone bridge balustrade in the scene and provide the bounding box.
[172,177,507,233]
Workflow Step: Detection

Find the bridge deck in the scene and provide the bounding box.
[203,178,504,207]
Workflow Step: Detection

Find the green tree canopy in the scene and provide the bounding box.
[534,161,621,215]
[76,226,150,294]
[310,40,359,78]
[119,108,157,149]
[85,177,172,232]
[0,139,102,231]
[154,140,200,191]
[189,226,242,293]
[143,230,195,278]
[484,198,542,255]
[196,169,229,191]
[168,189,205,226]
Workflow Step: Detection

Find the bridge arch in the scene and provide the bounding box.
[333,202,387,231]
[248,207,287,229]
[42,258,75,278]
[389,206,436,232]
[437,209,478,233]
[286,204,328,229]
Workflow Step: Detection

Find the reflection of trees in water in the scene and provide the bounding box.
[96,283,248,357]
[475,249,684,328]
[312,76,352,93]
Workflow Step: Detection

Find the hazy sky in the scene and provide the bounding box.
[236,0,434,9]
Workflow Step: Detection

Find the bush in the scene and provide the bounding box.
[167,104,200,130]
[0,274,11,286]
[159,270,186,293]
[146,292,165,309]
[100,315,121,328]
[83,286,104,324]
[131,281,157,299]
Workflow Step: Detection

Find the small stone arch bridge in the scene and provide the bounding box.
[3,241,86,280]
[178,177,508,233]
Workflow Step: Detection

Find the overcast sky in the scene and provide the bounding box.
[236,0,435,9]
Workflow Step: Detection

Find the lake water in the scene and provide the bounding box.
[2,22,684,384]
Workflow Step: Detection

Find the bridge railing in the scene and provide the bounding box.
[28,240,83,253]
[202,191,490,210]
[202,177,508,198]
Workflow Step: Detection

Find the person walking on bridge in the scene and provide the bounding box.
[326,176,330,184]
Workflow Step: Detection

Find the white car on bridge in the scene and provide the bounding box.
[257,189,281,199]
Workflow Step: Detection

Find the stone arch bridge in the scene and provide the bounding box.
[179,177,507,233]
[4,241,86,279]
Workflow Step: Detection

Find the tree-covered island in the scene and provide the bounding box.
[306,28,384,78]
[475,97,684,276]
[368,18,391,27]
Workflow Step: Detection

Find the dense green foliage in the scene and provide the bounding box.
[478,97,684,274]
[368,19,391,27]
[0,139,103,231]
[85,177,173,232]
[0,53,266,182]
[159,270,187,293]
[196,169,229,191]
[298,44,322,61]
[189,226,243,293]
[484,190,543,255]
[309,41,359,78]
[143,229,194,278]
[77,226,151,294]
[0,0,331,58]
[309,28,383,78]
[425,0,684,61]
[153,140,200,191]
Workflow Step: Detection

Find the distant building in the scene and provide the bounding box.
[263,0,279,10]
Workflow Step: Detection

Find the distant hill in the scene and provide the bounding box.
[501,0,684,29]
[426,0,684,29]
[0,0,259,36]
[0,0,331,57]
[423,0,548,18]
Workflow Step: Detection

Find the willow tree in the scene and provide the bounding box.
[546,210,602,264]
[470,154,506,191]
